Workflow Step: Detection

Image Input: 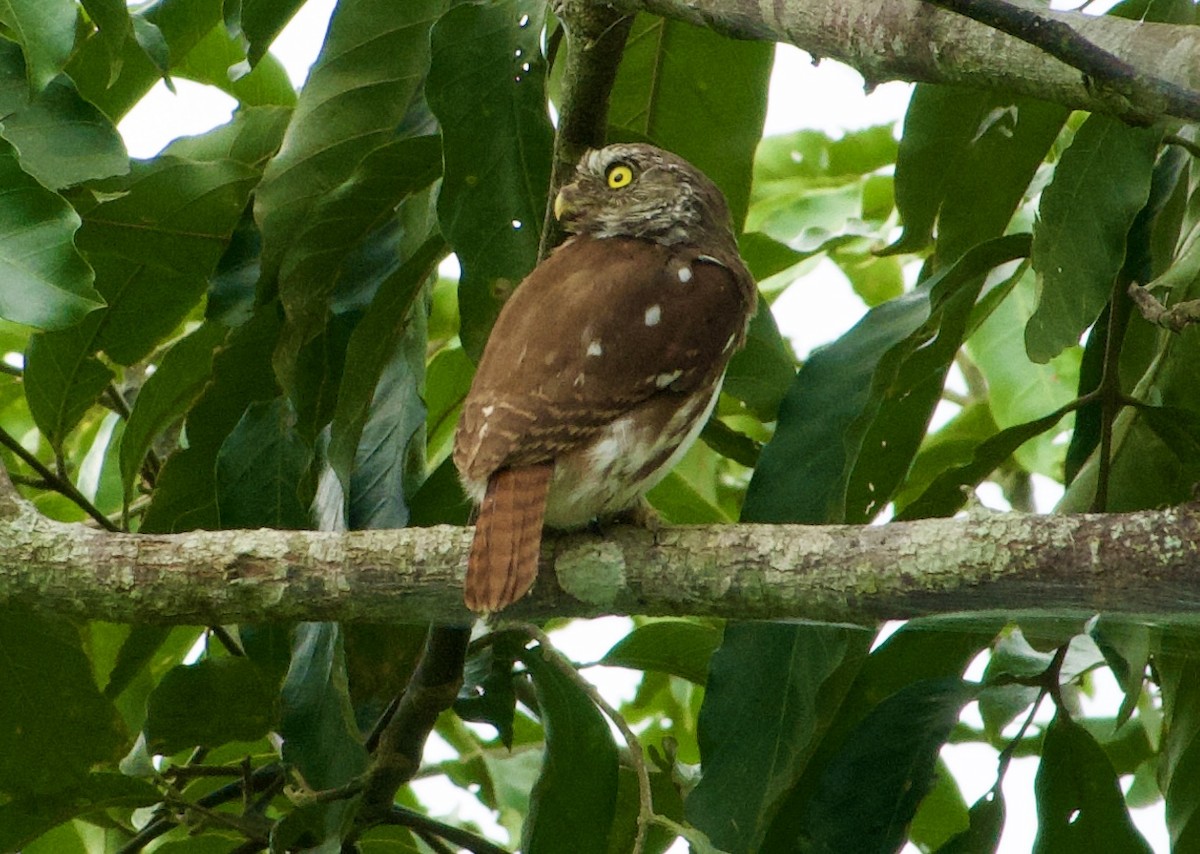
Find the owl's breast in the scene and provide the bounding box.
[542,380,722,529]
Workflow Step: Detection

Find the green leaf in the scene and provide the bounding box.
[141,306,281,533]
[325,233,444,501]
[24,318,113,449]
[427,0,552,359]
[215,396,313,529]
[0,773,161,851]
[896,405,1073,520]
[0,138,100,330]
[936,791,1006,854]
[227,0,305,67]
[78,157,261,365]
[967,267,1080,476]
[274,136,442,386]
[794,679,975,852]
[522,643,620,851]
[1158,654,1200,851]
[890,86,1066,259]
[908,759,970,852]
[600,620,721,685]
[79,0,136,87]
[174,21,297,108]
[723,300,795,422]
[1025,116,1161,363]
[0,606,125,795]
[1,75,129,189]
[280,622,367,788]
[609,14,772,230]
[254,0,445,296]
[68,0,216,120]
[406,454,472,526]
[743,234,1029,524]
[120,322,228,502]
[423,343,475,465]
[685,622,873,852]
[1033,714,1152,853]
[0,0,77,93]
[144,656,279,754]
[455,636,520,749]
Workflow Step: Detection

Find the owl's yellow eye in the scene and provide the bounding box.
[606,164,634,189]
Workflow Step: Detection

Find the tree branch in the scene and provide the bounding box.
[539,0,635,258]
[612,0,1200,124]
[3,473,1200,622]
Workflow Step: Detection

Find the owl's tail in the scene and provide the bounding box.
[465,464,553,613]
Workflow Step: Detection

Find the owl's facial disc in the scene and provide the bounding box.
[553,143,733,247]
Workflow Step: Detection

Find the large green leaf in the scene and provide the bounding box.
[24,155,258,445]
[743,234,1029,524]
[427,0,553,360]
[141,305,281,533]
[0,72,128,190]
[254,0,444,298]
[685,622,873,852]
[1025,116,1161,363]
[174,20,297,107]
[67,0,217,121]
[225,0,306,67]
[1157,654,1200,851]
[967,268,1080,476]
[279,622,368,844]
[600,620,721,685]
[0,606,125,796]
[890,86,1066,261]
[0,773,161,851]
[791,679,975,852]
[1033,714,1152,853]
[215,396,313,529]
[78,157,260,364]
[0,138,100,330]
[521,643,620,852]
[0,0,76,93]
[609,14,771,230]
[144,656,280,754]
[759,621,999,848]
[119,321,229,502]
[274,136,442,405]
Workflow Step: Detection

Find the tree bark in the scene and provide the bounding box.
[616,0,1200,124]
[4,473,1200,623]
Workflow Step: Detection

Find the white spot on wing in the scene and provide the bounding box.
[678,266,693,283]
[574,372,586,387]
[587,340,603,357]
[481,405,495,417]
[645,304,661,326]
[655,370,683,388]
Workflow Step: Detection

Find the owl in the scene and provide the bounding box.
[453,143,757,612]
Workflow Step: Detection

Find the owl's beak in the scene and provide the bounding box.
[553,189,571,221]
[553,185,581,223]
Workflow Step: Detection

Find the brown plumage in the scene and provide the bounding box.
[454,144,757,613]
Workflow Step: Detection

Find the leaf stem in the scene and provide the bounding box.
[0,426,119,530]
[507,622,654,854]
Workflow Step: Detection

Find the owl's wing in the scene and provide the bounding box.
[454,235,754,481]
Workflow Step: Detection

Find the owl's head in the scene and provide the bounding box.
[554,144,734,247]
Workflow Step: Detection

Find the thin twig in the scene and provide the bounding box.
[1128,282,1200,332]
[1165,133,1200,160]
[0,426,119,531]
[385,805,511,854]
[507,622,653,854]
[1091,275,1134,513]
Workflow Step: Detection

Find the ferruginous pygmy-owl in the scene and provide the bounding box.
[453,143,757,613]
